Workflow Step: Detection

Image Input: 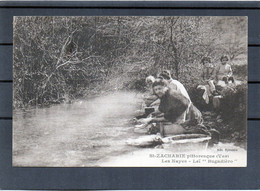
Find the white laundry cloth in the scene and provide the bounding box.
[197,85,211,104]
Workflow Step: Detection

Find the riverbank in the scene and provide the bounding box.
[13,91,247,167]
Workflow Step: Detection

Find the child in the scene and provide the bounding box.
[213,55,234,84]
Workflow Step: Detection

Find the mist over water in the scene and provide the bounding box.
[13,91,143,167]
[13,91,246,167]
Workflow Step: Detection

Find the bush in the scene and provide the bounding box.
[218,83,247,143]
[232,64,247,80]
[189,83,247,146]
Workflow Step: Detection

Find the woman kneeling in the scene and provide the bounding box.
[138,79,208,137]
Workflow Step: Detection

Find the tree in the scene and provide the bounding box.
[13,16,247,108]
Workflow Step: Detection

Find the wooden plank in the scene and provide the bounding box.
[0,1,260,8]
[0,45,12,81]
[249,46,260,81]
[0,8,259,44]
[0,2,259,190]
[248,83,260,119]
[0,119,259,189]
[0,83,12,118]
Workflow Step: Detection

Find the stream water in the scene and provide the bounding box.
[13,92,144,167]
[13,91,246,167]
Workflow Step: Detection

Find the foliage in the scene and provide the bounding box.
[232,64,248,80]
[218,83,247,142]
[13,16,247,108]
[191,83,247,145]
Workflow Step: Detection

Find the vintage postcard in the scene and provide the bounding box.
[13,16,247,167]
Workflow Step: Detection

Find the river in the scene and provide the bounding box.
[13,91,246,167]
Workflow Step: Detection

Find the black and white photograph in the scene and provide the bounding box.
[13,16,247,167]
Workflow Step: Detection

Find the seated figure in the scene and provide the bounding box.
[201,57,214,81]
[134,75,159,121]
[198,55,235,109]
[143,75,159,107]
[213,55,234,84]
[196,57,217,106]
[137,79,208,137]
[159,70,191,101]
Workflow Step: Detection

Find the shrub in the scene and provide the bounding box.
[232,64,247,80]
[218,83,247,142]
[189,82,247,145]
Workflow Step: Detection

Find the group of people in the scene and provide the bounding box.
[200,55,235,106]
[134,54,234,141]
[202,55,234,85]
[134,70,216,140]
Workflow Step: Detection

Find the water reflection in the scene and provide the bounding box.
[13,91,141,167]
